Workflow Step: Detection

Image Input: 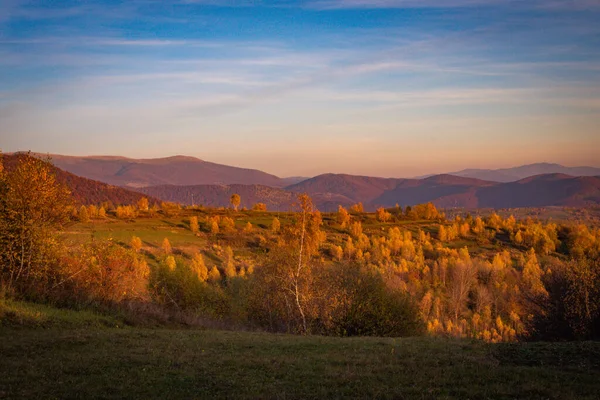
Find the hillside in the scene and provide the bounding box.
[138,184,295,211]
[448,163,600,183]
[3,154,157,206]
[35,154,288,188]
[2,307,599,400]
[285,173,403,204]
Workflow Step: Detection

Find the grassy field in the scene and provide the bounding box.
[1,301,599,399]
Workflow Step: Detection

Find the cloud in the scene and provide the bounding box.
[304,0,600,10]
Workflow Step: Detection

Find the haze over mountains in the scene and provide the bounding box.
[16,153,600,211]
[45,154,289,188]
[442,163,600,183]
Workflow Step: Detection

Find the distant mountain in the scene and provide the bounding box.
[138,184,295,211]
[34,154,288,188]
[286,173,600,210]
[4,154,158,205]
[475,174,600,208]
[285,174,402,204]
[447,163,600,183]
[136,173,600,211]
[281,176,310,186]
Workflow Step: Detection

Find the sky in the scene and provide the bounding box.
[1,0,599,178]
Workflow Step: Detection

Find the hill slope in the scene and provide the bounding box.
[36,154,288,188]
[139,184,295,211]
[4,154,158,205]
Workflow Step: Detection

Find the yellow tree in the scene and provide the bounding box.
[438,225,447,242]
[161,238,172,254]
[130,236,143,253]
[224,246,236,278]
[252,203,267,211]
[208,266,221,282]
[0,153,72,288]
[78,205,90,223]
[137,197,149,212]
[189,216,199,234]
[376,207,392,222]
[254,194,324,334]
[349,202,364,213]
[230,194,241,211]
[190,252,208,282]
[271,217,281,233]
[337,205,351,228]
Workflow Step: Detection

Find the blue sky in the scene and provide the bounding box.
[1,0,599,177]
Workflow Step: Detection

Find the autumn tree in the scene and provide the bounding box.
[376,207,392,222]
[130,236,143,253]
[189,216,199,234]
[0,154,71,290]
[252,194,324,334]
[252,203,267,211]
[137,197,149,212]
[191,252,208,282]
[161,238,172,255]
[208,266,221,282]
[210,220,220,234]
[337,206,351,228]
[230,194,241,211]
[438,225,447,242]
[78,205,90,223]
[224,246,236,278]
[349,202,364,213]
[271,217,281,233]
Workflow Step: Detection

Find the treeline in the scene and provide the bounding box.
[1,154,599,340]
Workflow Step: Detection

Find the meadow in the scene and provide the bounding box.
[1,300,599,400]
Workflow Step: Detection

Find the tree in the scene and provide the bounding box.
[337,206,351,228]
[243,222,253,233]
[189,216,199,234]
[130,236,143,253]
[190,253,208,282]
[252,194,324,334]
[349,202,364,213]
[350,221,363,238]
[137,197,149,212]
[98,207,106,219]
[78,205,90,223]
[230,194,241,211]
[224,246,236,278]
[252,203,267,211]
[208,266,221,282]
[376,207,392,222]
[522,248,547,298]
[161,238,172,254]
[271,217,281,233]
[210,220,220,234]
[438,225,447,242]
[0,154,72,289]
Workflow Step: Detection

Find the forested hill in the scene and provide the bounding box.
[3,154,158,206]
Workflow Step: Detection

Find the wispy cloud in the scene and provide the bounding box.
[304,0,600,10]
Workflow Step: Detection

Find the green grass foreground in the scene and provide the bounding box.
[1,302,599,399]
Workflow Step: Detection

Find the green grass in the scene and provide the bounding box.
[1,301,599,399]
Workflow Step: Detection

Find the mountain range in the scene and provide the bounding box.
[44,154,291,188]
[10,152,600,211]
[442,163,600,183]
